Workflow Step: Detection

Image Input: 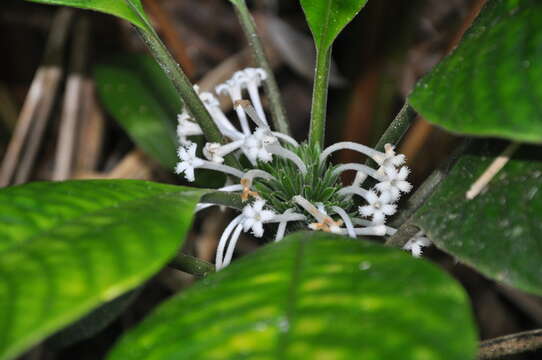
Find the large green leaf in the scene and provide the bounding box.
[95,58,179,169]
[299,0,369,52]
[0,180,204,360]
[409,0,542,143]
[411,140,542,296]
[108,232,477,360]
[24,0,149,30]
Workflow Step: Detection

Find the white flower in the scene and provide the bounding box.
[241,200,276,237]
[175,142,204,182]
[358,190,397,224]
[176,112,202,145]
[403,234,431,257]
[376,144,406,172]
[375,166,412,200]
[241,128,276,163]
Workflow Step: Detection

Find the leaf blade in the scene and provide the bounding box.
[411,140,542,296]
[0,180,204,360]
[299,0,368,51]
[94,59,178,169]
[409,0,542,143]
[25,0,149,30]
[108,232,477,360]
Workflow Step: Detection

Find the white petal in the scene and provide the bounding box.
[365,191,378,204]
[359,205,374,217]
[253,199,266,212]
[242,217,256,232]
[397,180,413,193]
[175,162,188,174]
[382,204,397,216]
[252,222,264,237]
[372,211,385,224]
[184,167,195,182]
[260,210,276,222]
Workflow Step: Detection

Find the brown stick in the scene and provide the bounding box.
[479,329,542,359]
[144,0,196,79]
[0,9,74,187]
[74,79,105,173]
[0,82,19,133]
[53,17,91,181]
[106,150,155,180]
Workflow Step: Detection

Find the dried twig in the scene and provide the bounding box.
[53,17,91,181]
[106,150,155,180]
[0,9,74,187]
[0,82,19,133]
[466,142,520,200]
[478,329,542,359]
[74,79,105,173]
[145,0,196,78]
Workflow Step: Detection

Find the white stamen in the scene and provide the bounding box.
[216,215,243,270]
[271,131,299,147]
[216,81,251,135]
[331,206,356,238]
[293,195,327,223]
[241,68,268,126]
[337,186,369,200]
[332,163,385,182]
[203,140,244,163]
[198,161,245,179]
[267,145,307,174]
[352,218,397,236]
[320,141,382,163]
[221,223,244,269]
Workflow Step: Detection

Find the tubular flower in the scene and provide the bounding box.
[175,68,427,269]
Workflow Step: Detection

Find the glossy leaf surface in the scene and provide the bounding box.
[409,0,542,143]
[95,58,178,168]
[25,0,149,30]
[0,180,204,360]
[299,0,369,51]
[412,140,542,296]
[109,232,477,360]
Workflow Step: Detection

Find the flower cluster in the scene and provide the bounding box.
[175,68,430,269]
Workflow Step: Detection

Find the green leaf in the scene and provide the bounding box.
[0,180,205,360]
[108,232,477,360]
[46,289,141,350]
[411,140,542,296]
[299,0,369,52]
[95,58,179,169]
[409,0,542,143]
[24,0,149,30]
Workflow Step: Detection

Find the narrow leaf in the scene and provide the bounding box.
[0,180,204,360]
[94,59,178,168]
[299,0,369,52]
[411,140,542,296]
[108,232,477,360]
[409,0,542,143]
[24,0,149,30]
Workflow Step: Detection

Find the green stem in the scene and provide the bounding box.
[126,1,240,167]
[373,103,417,153]
[309,48,332,148]
[200,191,243,210]
[231,0,290,135]
[169,253,215,278]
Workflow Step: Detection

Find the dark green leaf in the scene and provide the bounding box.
[95,59,178,168]
[108,232,477,360]
[409,0,542,143]
[24,0,149,30]
[411,140,542,296]
[299,0,369,52]
[46,289,141,349]
[0,180,204,360]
